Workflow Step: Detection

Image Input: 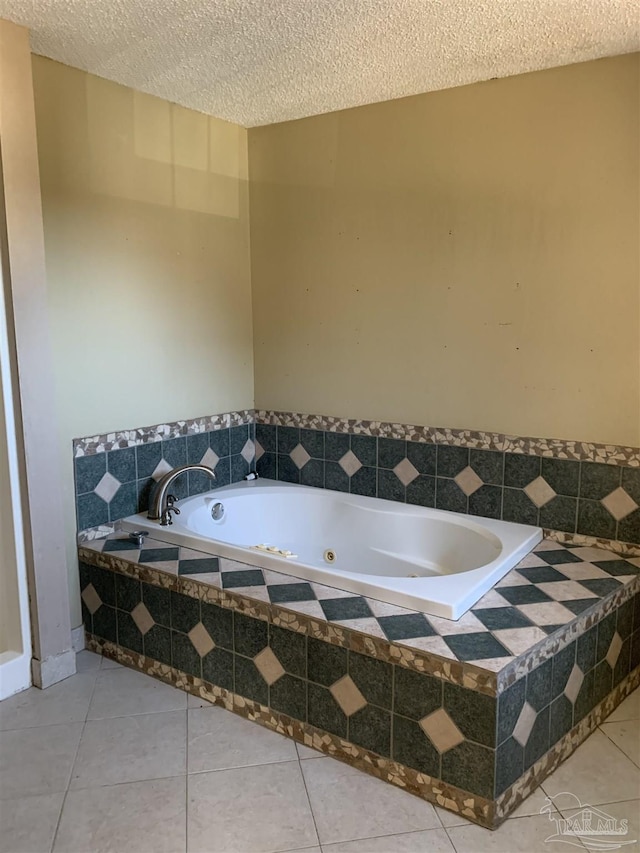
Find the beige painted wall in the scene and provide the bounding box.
[249,54,640,447]
[31,57,254,626]
[0,369,22,656]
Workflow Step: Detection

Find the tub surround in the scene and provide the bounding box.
[78,530,639,827]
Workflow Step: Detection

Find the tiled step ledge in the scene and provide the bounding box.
[85,633,640,830]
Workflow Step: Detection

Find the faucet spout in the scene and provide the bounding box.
[147,464,216,525]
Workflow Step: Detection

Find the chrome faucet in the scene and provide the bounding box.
[147,464,216,526]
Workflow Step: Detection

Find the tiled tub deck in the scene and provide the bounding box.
[78,534,640,829]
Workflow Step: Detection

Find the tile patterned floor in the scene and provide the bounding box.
[85,535,640,671]
[0,652,638,853]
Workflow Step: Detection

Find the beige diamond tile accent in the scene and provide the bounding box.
[152,458,173,482]
[81,583,102,615]
[290,443,311,470]
[564,664,584,705]
[338,450,362,477]
[329,675,367,717]
[200,447,220,469]
[454,466,483,496]
[601,487,638,522]
[94,471,121,503]
[241,439,255,464]
[524,476,556,508]
[188,621,215,658]
[419,708,464,754]
[254,647,285,685]
[131,601,155,635]
[254,440,265,462]
[393,457,419,487]
[513,702,537,747]
[606,632,623,669]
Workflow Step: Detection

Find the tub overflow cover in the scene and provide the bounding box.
[324,549,336,564]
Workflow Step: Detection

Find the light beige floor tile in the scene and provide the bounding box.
[0,722,83,800]
[54,776,186,853]
[446,813,564,852]
[70,710,186,789]
[187,693,213,709]
[74,650,102,673]
[0,792,64,853]
[88,666,187,719]
[552,797,639,851]
[322,827,455,852]
[301,755,440,845]
[296,741,325,760]
[607,689,640,723]
[542,729,640,806]
[100,656,123,669]
[601,719,640,767]
[436,786,555,828]
[187,705,297,773]
[187,761,318,853]
[0,674,95,730]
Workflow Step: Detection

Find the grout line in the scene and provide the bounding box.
[297,744,322,849]
[597,721,640,768]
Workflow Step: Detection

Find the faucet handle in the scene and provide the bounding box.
[128,530,149,548]
[166,494,181,515]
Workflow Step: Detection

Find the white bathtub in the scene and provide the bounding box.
[121,479,542,620]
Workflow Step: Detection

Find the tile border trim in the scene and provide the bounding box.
[73,409,254,457]
[255,410,640,467]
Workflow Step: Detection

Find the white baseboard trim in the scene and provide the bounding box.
[71,625,86,653]
[0,649,32,699]
[31,648,76,689]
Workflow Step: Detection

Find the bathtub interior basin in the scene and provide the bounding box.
[121,479,542,619]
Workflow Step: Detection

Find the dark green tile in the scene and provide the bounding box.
[350,435,376,467]
[406,442,436,476]
[116,611,143,654]
[201,601,233,650]
[577,500,616,539]
[324,431,349,461]
[377,469,405,502]
[325,462,349,493]
[172,632,201,677]
[277,426,299,455]
[613,638,631,687]
[90,565,116,607]
[499,585,552,605]
[212,457,231,488]
[348,652,392,709]
[170,591,200,634]
[622,468,640,503]
[320,597,372,622]
[495,737,524,797]
[393,667,441,720]
[300,459,324,488]
[594,559,640,577]
[349,705,391,756]
[300,429,324,459]
[209,428,230,459]
[504,454,540,489]
[188,469,216,495]
[470,450,503,485]
[75,453,107,494]
[136,442,162,479]
[178,558,219,576]
[93,604,117,643]
[406,475,436,507]
[581,578,622,597]
[443,682,496,747]
[162,437,187,469]
[437,445,469,478]
[307,683,347,738]
[469,485,502,519]
[574,668,595,723]
[524,706,550,769]
[576,625,598,672]
[497,678,526,743]
[79,561,91,591]
[307,637,347,686]
[142,583,170,627]
[230,454,250,483]
[256,452,277,479]
[277,455,300,484]
[229,424,249,456]
[350,466,376,497]
[136,478,154,513]
[77,493,109,530]
[593,659,613,706]
[270,674,306,721]
[444,632,510,661]
[234,655,268,705]
[392,714,439,777]
[222,570,264,589]
[551,642,576,698]
[549,695,573,745]
[526,659,553,712]
[596,612,617,663]
[502,488,538,525]
[256,424,276,454]
[202,647,233,691]
[441,741,494,800]
[187,433,209,465]
[270,625,306,677]
[144,624,172,665]
[378,613,434,641]
[234,612,268,657]
[539,496,577,534]
[580,462,621,500]
[617,599,635,640]
[378,438,406,469]
[435,478,467,513]
[631,629,640,671]
[541,458,580,497]
[115,574,141,613]
[107,447,136,484]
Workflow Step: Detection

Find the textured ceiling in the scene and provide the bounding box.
[1,0,638,126]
